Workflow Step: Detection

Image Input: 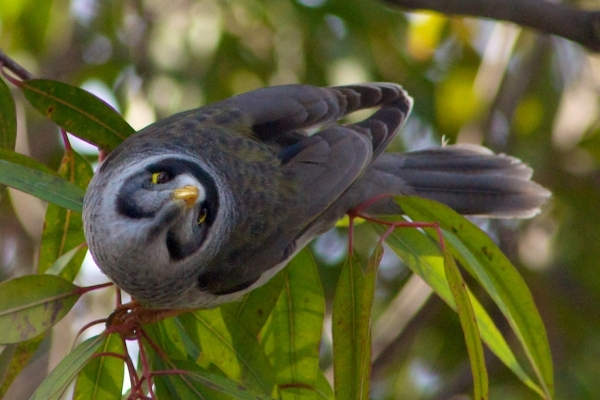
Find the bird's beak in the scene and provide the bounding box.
[172,185,200,209]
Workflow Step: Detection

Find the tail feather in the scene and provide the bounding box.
[350,145,550,218]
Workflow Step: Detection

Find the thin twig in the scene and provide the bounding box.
[0,49,34,80]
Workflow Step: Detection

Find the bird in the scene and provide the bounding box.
[82,83,550,310]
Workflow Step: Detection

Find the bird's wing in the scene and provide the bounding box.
[276,84,413,224]
[197,84,413,296]
[201,83,412,152]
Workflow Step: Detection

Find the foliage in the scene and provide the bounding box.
[1,0,597,398]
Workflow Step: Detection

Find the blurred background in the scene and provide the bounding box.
[0,0,599,398]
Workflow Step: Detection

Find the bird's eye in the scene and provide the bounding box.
[151,171,171,184]
[197,207,208,225]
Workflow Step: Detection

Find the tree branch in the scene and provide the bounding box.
[0,49,34,80]
[383,0,600,52]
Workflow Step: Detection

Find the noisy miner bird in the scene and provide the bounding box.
[83,83,550,310]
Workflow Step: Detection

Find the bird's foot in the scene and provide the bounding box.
[106,300,188,339]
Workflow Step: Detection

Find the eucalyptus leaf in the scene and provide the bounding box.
[0,334,45,397]
[397,196,554,399]
[30,335,104,400]
[260,249,325,399]
[379,222,545,397]
[442,248,489,399]
[73,333,124,400]
[331,245,382,400]
[0,275,81,344]
[21,79,134,151]
[179,307,275,395]
[38,150,93,280]
[154,359,273,400]
[0,158,84,212]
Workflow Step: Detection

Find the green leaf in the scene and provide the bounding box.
[44,244,87,276]
[0,149,57,174]
[179,307,275,395]
[442,248,489,399]
[145,317,200,363]
[20,79,134,151]
[260,249,325,399]
[0,333,45,397]
[222,267,286,338]
[154,359,273,400]
[0,275,81,344]
[0,77,17,150]
[73,333,124,400]
[398,196,554,399]
[314,371,334,400]
[332,245,382,400]
[30,335,104,400]
[379,223,545,397]
[0,157,85,212]
[38,150,93,280]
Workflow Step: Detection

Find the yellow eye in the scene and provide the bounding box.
[197,208,207,225]
[151,171,169,184]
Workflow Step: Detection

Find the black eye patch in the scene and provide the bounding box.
[116,158,219,225]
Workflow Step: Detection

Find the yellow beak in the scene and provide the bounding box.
[172,185,200,209]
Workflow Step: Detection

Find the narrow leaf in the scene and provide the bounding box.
[0,333,45,397]
[73,333,124,400]
[21,79,134,151]
[398,196,554,398]
[179,307,275,395]
[38,150,93,280]
[0,149,56,174]
[442,248,489,399]
[260,249,325,399]
[44,244,86,276]
[0,158,85,212]
[380,224,545,397]
[314,371,334,400]
[154,358,272,400]
[223,267,286,338]
[332,246,381,400]
[0,275,81,344]
[0,77,17,150]
[144,317,200,363]
[30,335,104,400]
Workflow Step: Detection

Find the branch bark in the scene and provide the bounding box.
[0,50,33,80]
[383,0,600,52]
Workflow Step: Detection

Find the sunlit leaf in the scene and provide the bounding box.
[332,245,382,400]
[222,267,286,338]
[38,150,93,280]
[260,249,325,399]
[442,248,489,399]
[154,358,272,400]
[0,275,81,344]
[0,157,84,212]
[0,77,16,150]
[379,221,545,397]
[179,307,275,395]
[73,333,124,400]
[145,317,200,363]
[314,371,335,400]
[30,335,104,400]
[397,196,553,398]
[21,79,134,151]
[44,244,86,276]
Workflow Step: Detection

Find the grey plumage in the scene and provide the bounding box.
[83,83,550,310]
